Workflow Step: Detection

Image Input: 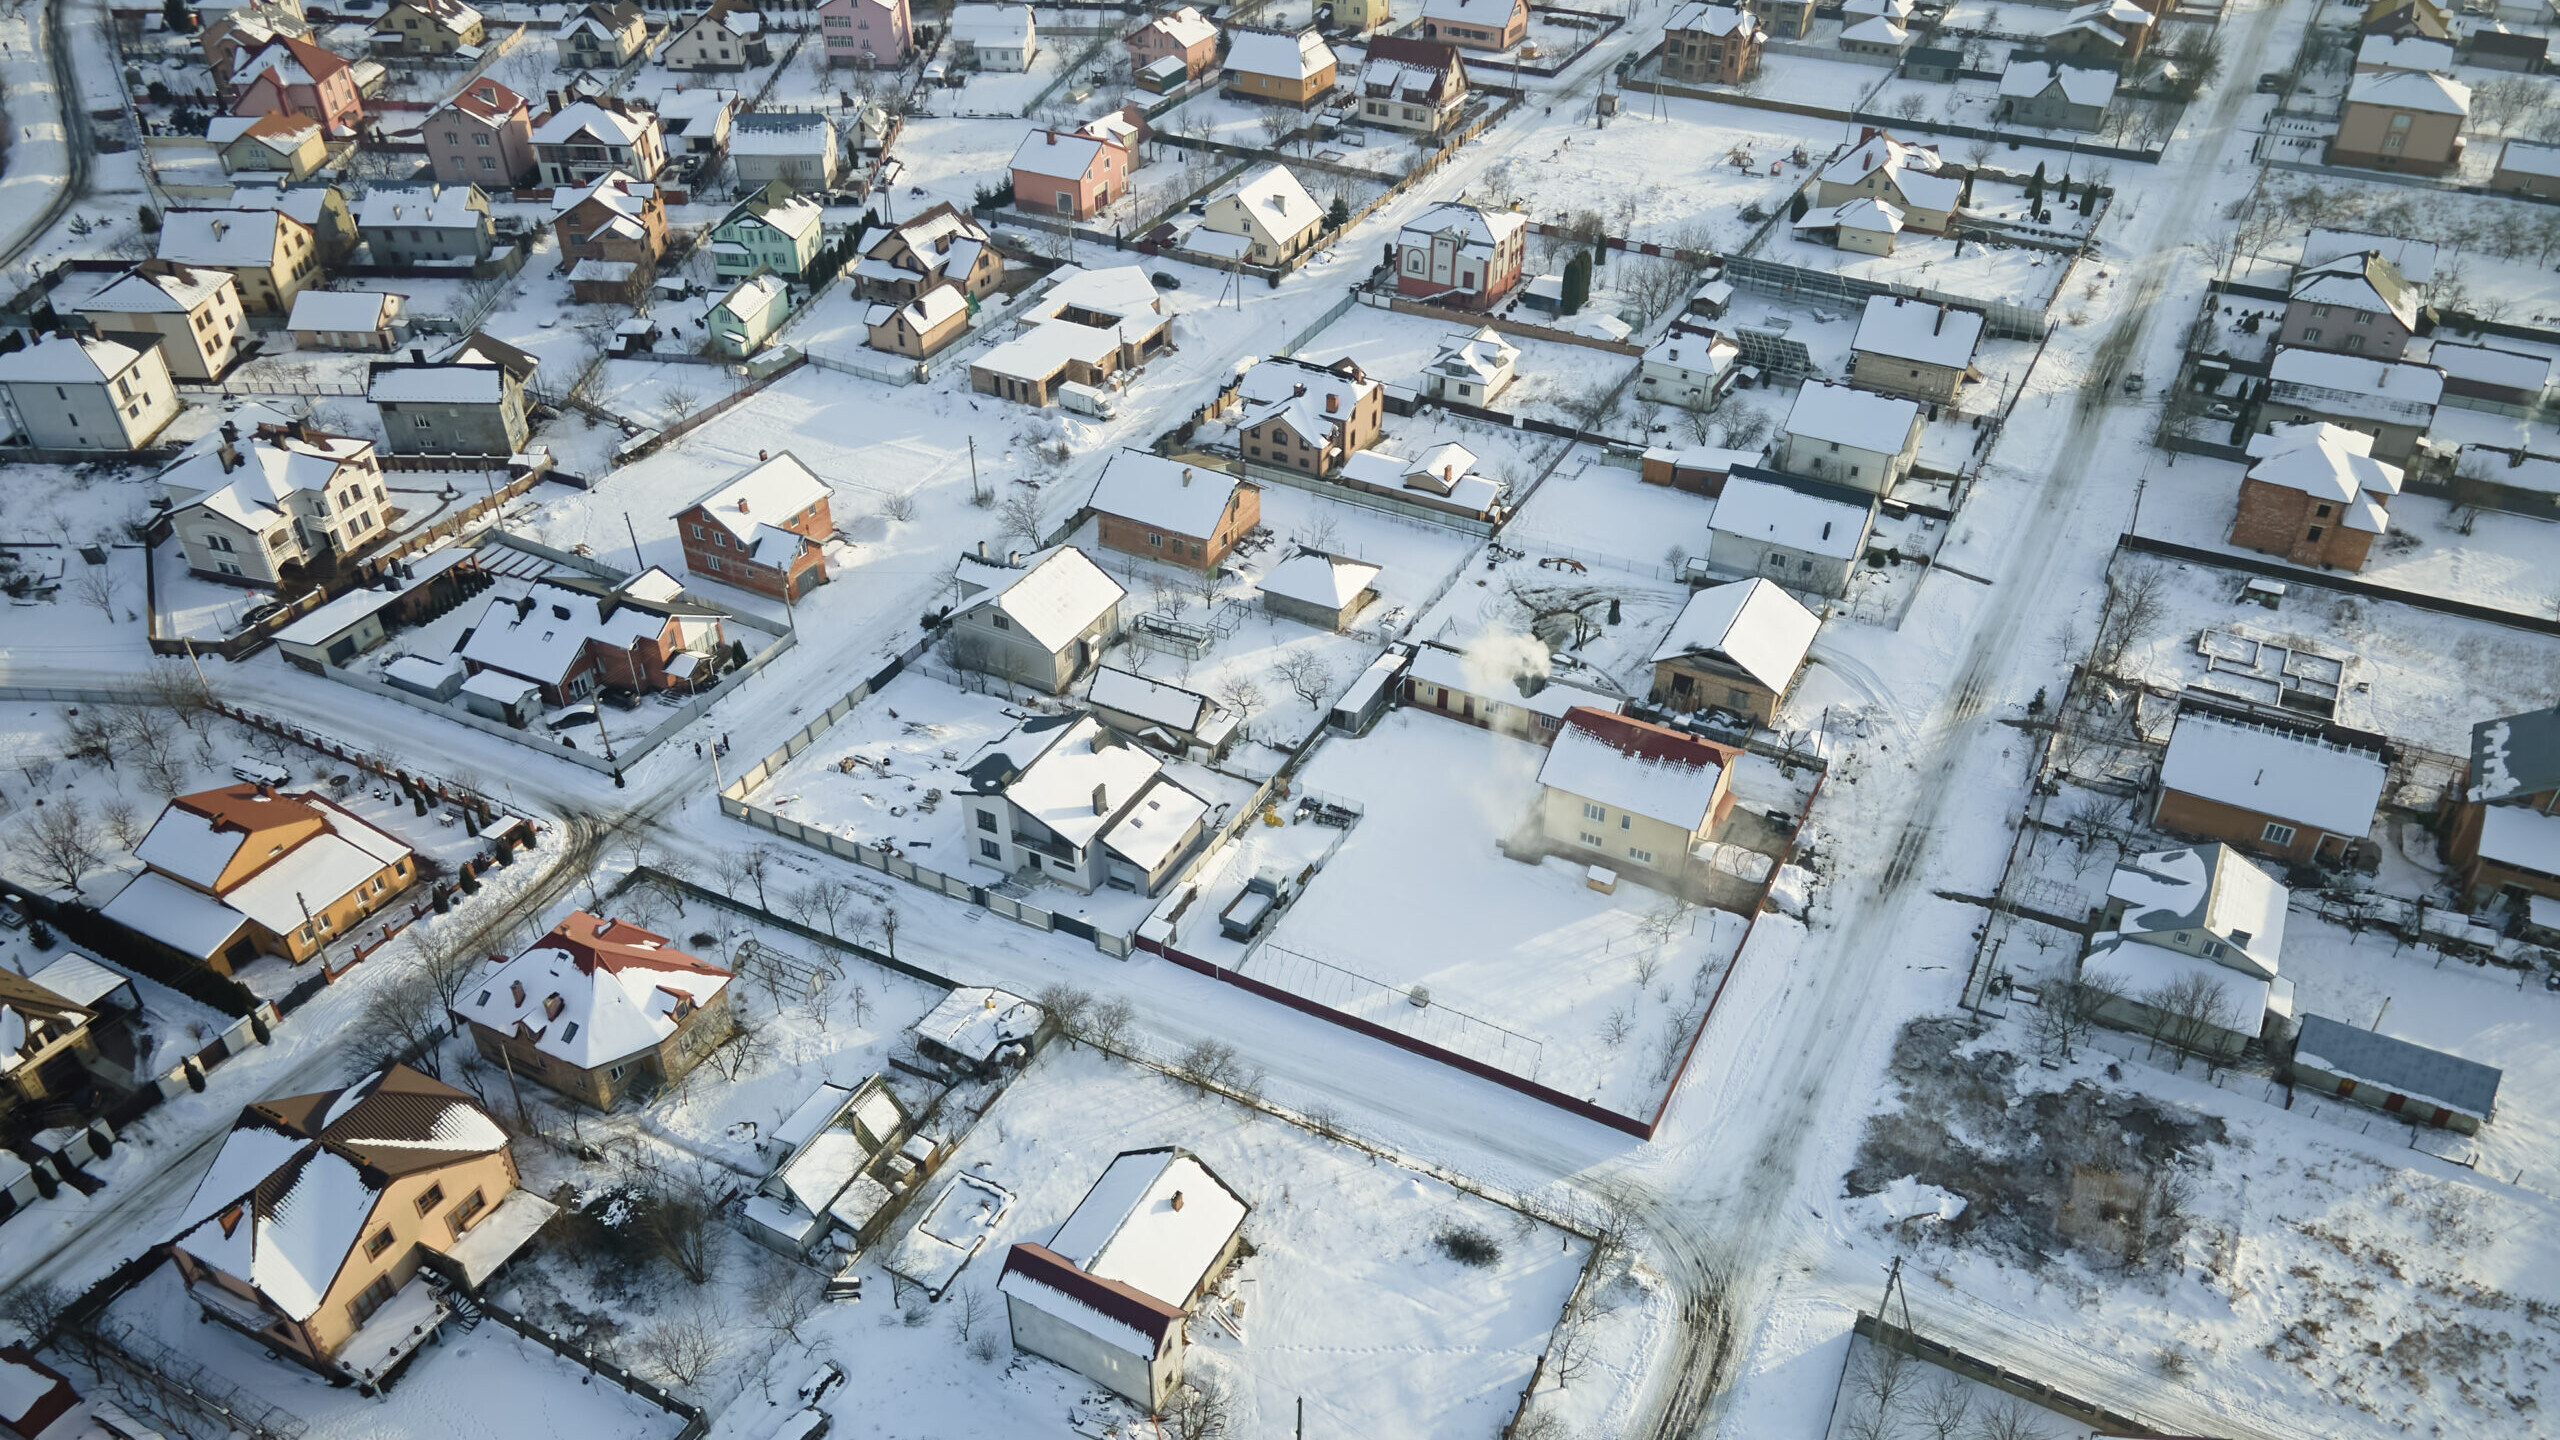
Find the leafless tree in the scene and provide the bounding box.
[642,1162,728,1283]
[755,1262,826,1342]
[877,901,900,959]
[412,926,483,1035]
[98,798,144,854]
[999,489,1045,545]
[880,489,920,523]
[1841,1340,1919,1440]
[1274,652,1335,710]
[1215,678,1264,735]
[945,1281,987,1341]
[1970,1394,2058,1440]
[647,849,700,915]
[2089,561,2166,676]
[1035,983,1094,1041]
[1158,1372,1234,1438]
[71,563,118,621]
[348,970,449,1079]
[712,848,755,901]
[1919,1373,1974,1440]
[0,1280,74,1347]
[793,877,853,936]
[742,844,778,909]
[704,1021,772,1081]
[1083,995,1135,1052]
[61,708,117,770]
[9,797,105,893]
[638,1308,726,1386]
[2142,972,2237,1070]
[2033,969,2129,1063]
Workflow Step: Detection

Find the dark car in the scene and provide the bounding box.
[546,705,600,732]
[1151,271,1181,291]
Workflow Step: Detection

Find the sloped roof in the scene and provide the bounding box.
[1043,1146,1247,1307]
[1010,127,1112,178]
[2159,713,2388,836]
[1398,200,1526,253]
[532,98,656,147]
[1224,26,1333,79]
[1784,379,1921,450]
[2428,341,2551,393]
[1651,577,1819,692]
[2267,347,2444,407]
[1797,196,1906,236]
[2346,66,2469,114]
[2105,843,2287,978]
[1710,474,1872,559]
[2000,59,2116,107]
[1088,449,1248,538]
[356,183,486,232]
[453,912,731,1070]
[2295,1013,2499,1118]
[1667,1,1759,35]
[83,262,235,314]
[433,76,525,125]
[1215,163,1322,243]
[1539,707,1729,830]
[1258,547,1380,610]
[0,333,149,386]
[160,209,295,267]
[1840,16,1908,43]
[955,546,1125,651]
[2289,251,2420,329]
[2466,704,2560,801]
[1853,295,1983,368]
[2242,423,2401,531]
[1136,5,1218,46]
[288,288,400,332]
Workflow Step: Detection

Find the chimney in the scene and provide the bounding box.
[1180,467,1192,487]
[1326,392,1340,414]
[1170,1190,1185,1211]
[976,539,989,557]
[221,421,239,443]
[1821,521,1832,540]
[1443,464,1453,481]
[412,346,426,363]
[217,441,241,473]
[1008,549,1021,565]
[1932,306,1945,335]
[516,595,536,618]
[547,88,563,113]
[759,448,770,460]
[593,920,611,938]
[737,496,749,513]
[256,782,274,798]
[1046,130,1057,145]
[1092,782,1109,815]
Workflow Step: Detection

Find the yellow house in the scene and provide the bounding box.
[375,0,485,54]
[157,208,323,314]
[78,260,248,381]
[168,1066,551,1388]
[214,113,326,179]
[99,783,414,971]
[1535,708,1740,881]
[1336,0,1391,31]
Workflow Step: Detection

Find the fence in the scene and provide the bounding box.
[1223,453,1502,536]
[1721,253,2058,342]
[804,343,920,386]
[2116,532,2560,637]
[472,1297,708,1440]
[1619,75,2171,165]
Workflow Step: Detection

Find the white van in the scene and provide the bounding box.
[231,759,290,787]
[1058,381,1117,419]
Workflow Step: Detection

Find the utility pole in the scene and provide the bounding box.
[623,510,646,573]
[968,434,985,505]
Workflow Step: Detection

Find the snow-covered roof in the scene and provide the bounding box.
[2242,426,2398,530]
[1045,1147,1247,1307]
[996,715,1168,850]
[356,184,485,233]
[2356,32,2453,69]
[1710,474,1871,560]
[2080,932,2272,1030]
[287,288,399,333]
[1223,26,1333,80]
[2427,341,2549,394]
[2289,251,2421,329]
[2268,347,2444,407]
[1136,5,1218,46]
[1784,379,1921,451]
[723,189,826,243]
[1258,548,1380,610]
[914,986,1043,1062]
[1651,577,1819,692]
[2474,801,2560,877]
[1088,449,1248,538]
[1820,133,1955,211]
[730,111,835,156]
[431,76,526,126]
[950,2,1032,43]
[367,360,505,405]
[532,98,656,146]
[954,546,1125,652]
[0,334,148,386]
[165,428,374,531]
[1338,448,1503,516]
[1840,15,1907,43]
[1087,666,1226,740]
[27,954,132,1009]
[1421,0,1520,23]
[2301,228,2439,286]
[99,870,249,960]
[460,582,681,685]
[2347,67,2468,114]
[1796,197,1905,236]
[714,273,789,324]
[2105,843,2287,979]
[2497,138,2560,180]
[1010,127,1113,178]
[1540,708,1728,830]
[1215,163,1322,242]
[453,912,731,1070]
[2294,1013,2499,1118]
[1429,326,1520,382]
[160,209,293,267]
[1853,295,1983,369]
[1103,775,1211,871]
[873,283,969,334]
[2467,705,2560,802]
[2158,713,2388,837]
[224,829,408,939]
[1999,59,2115,106]
[1667,1,1759,35]
[82,262,235,314]
[1398,201,1526,255]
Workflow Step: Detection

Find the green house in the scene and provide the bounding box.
[711,182,826,280]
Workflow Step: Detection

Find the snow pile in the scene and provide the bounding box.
[1765,863,1813,918]
[1872,1175,1967,1225]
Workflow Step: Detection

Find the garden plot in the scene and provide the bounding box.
[715,1040,1589,1440]
[1306,302,1641,428]
[914,44,1082,119]
[1472,94,1831,253]
[1750,225,2076,314]
[85,1265,685,1440]
[1500,448,1707,574]
[1254,710,1757,1117]
[882,116,1048,216]
[2238,177,2560,326]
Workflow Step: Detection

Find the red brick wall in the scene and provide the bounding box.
[2153,788,2330,865]
[2228,476,2378,571]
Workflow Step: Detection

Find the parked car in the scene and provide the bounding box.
[797,1361,846,1406]
[231,758,291,787]
[1151,271,1181,290]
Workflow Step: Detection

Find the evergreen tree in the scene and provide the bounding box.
[1787,190,1809,222]
[1325,194,1351,229]
[2078,182,2098,216]
[163,0,193,32]
[1561,251,1591,315]
[2025,161,2046,207]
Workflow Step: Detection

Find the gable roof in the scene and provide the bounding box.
[1710,472,1873,559]
[1088,449,1249,538]
[2289,251,2421,329]
[160,208,298,268]
[2159,712,2388,836]
[1215,163,1322,241]
[1651,577,1819,692]
[552,169,659,227]
[82,261,236,314]
[1667,1,1760,35]
[1540,707,1730,830]
[1257,547,1380,609]
[2346,66,2469,114]
[1853,295,1983,369]
[1999,59,2116,107]
[532,98,656,147]
[2267,347,2443,408]
[1398,200,1525,254]
[1135,5,1219,47]
[1223,26,1333,79]
[1088,665,1217,734]
[2241,423,2399,532]
[1784,378,1921,450]
[0,333,150,386]
[2106,843,2288,978]
[2467,705,2560,801]
[1010,126,1114,179]
[1797,196,1905,236]
[1039,1146,1247,1308]
[453,912,731,1069]
[2428,341,2551,393]
[2294,1013,2499,1118]
[681,455,828,557]
[433,76,525,125]
[954,546,1125,651]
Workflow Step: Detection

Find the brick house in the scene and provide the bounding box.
[1009,128,1130,219]
[452,913,736,1109]
[458,577,726,706]
[2153,710,2389,867]
[852,202,1004,304]
[676,452,833,599]
[1661,2,1763,84]
[1086,449,1261,570]
[1227,355,1382,475]
[2280,251,2421,359]
[2443,705,2560,911]
[866,283,974,358]
[1358,35,1467,134]
[1394,201,1526,308]
[551,171,667,280]
[425,77,537,189]
[229,36,363,134]
[1125,5,1218,80]
[98,783,414,972]
[1418,0,1527,50]
[2229,423,2401,570]
[1537,708,1739,881]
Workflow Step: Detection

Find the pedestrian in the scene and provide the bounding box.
[694,740,703,757]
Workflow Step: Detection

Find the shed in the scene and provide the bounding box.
[25,953,140,1013]
[459,669,541,725]
[384,654,466,700]
[1257,548,1381,631]
[909,986,1044,1076]
[2291,1013,2500,1132]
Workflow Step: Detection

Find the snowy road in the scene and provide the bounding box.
[0,0,82,270]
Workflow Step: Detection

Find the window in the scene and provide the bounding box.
[2301,327,2322,344]
[475,133,490,146]
[2314,503,2333,519]
[991,613,1010,630]
[1620,815,1632,830]
[447,1189,487,1238]
[348,1274,399,1325]
[2261,821,2297,846]
[2306,524,2325,542]
[1582,801,1604,822]
[1147,532,1163,547]
[976,810,997,833]
[1578,831,1604,847]
[364,1227,394,1259]
[1627,847,1653,865]
[2345,335,2365,352]
[980,838,1002,860]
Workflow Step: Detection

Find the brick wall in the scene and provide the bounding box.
[2229,476,2378,571]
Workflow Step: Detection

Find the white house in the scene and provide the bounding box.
[2080,843,2295,1058]
[1638,331,1739,412]
[1420,326,1519,404]
[1083,666,1239,760]
[960,713,1213,894]
[163,423,388,585]
[1849,295,1983,403]
[0,334,180,451]
[1791,197,1906,256]
[950,3,1038,69]
[1776,380,1924,494]
[728,112,839,193]
[946,546,1127,693]
[999,1147,1249,1409]
[1393,201,1527,308]
[1198,163,1324,266]
[1705,472,1875,597]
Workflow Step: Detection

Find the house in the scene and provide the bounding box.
[713,183,826,281]
[2079,843,2295,1059]
[1662,3,1763,84]
[1010,128,1131,220]
[2040,0,2152,67]
[1257,547,1380,631]
[2152,710,2388,865]
[663,2,769,71]
[212,112,324,177]
[552,171,667,287]
[368,333,536,455]
[1423,326,1520,404]
[373,0,482,55]
[1337,0,1393,33]
[1401,641,1623,743]
[2331,69,2468,174]
[971,265,1168,405]
[1639,442,1758,495]
[424,77,536,188]
[1229,354,1383,476]
[1850,296,1982,404]
[158,208,320,315]
[706,273,791,356]
[0,968,118,1135]
[2429,342,2550,409]
[2360,0,2450,39]
[1222,27,1338,106]
[1418,0,1526,50]
[819,0,911,67]
[1901,44,1966,82]
[557,0,648,66]
[2444,705,2560,910]
[676,452,833,600]
[203,9,305,100]
[852,203,1003,304]
[865,283,973,359]
[1997,59,2114,130]
[1637,332,1737,411]
[166,1067,548,1386]
[2291,1014,2499,1133]
[1649,577,1819,724]
[1126,6,1218,80]
[1359,35,1467,134]
[2354,32,2453,72]
[239,181,360,267]
[963,713,1213,892]
[79,262,247,382]
[1087,450,1261,571]
[1792,197,1906,255]
[2280,251,2420,359]
[2263,347,2442,464]
[1338,443,1505,519]
[1814,131,1961,232]
[356,183,492,266]
[1743,0,1813,38]
[729,112,839,193]
[951,4,1037,69]
[742,1076,911,1256]
[271,544,485,668]
[1706,470,1876,597]
[0,1342,164,1439]
[99,783,414,970]
[651,87,736,173]
[1778,380,1923,494]
[457,576,726,705]
[1000,1147,1247,1409]
[909,987,1046,1077]
[947,546,1125,693]
[229,37,363,135]
[1199,164,1324,266]
[1838,16,1911,57]
[2490,138,2560,196]
[2465,28,2545,73]
[2229,423,2400,571]
[1085,666,1240,759]
[286,288,402,350]
[162,422,389,586]
[0,335,179,451]
[1395,202,1526,309]
[532,97,665,187]
[452,913,735,1109]
[1537,707,1738,879]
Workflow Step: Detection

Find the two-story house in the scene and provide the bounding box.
[1775,380,1923,494]
[1648,577,1820,725]
[853,203,1004,302]
[2332,68,2469,174]
[866,283,973,358]
[1661,2,1763,84]
[425,77,537,189]
[1221,27,1337,106]
[712,183,826,281]
[1009,128,1131,219]
[1394,201,1526,308]
[951,4,1039,70]
[0,333,180,451]
[373,0,482,55]
[452,913,736,1109]
[157,207,321,314]
[1228,354,1383,475]
[211,112,325,178]
[2446,705,2560,912]
[946,546,1125,693]
[1086,449,1261,570]
[368,333,536,456]
[818,0,911,67]
[228,36,363,135]
[1357,35,1466,135]
[356,183,493,266]
[1536,708,1738,881]
[728,112,839,193]
[557,0,649,67]
[101,782,414,969]
[78,260,247,381]
[676,452,833,600]
[663,1,770,71]
[1125,5,1218,81]
[2281,251,2422,358]
[1198,163,1324,266]
[552,170,667,295]
[163,420,391,586]
[2228,422,2402,571]
[2080,843,2295,1059]
[1848,295,1984,403]
[962,714,1212,894]
[532,97,665,187]
[1813,130,1962,233]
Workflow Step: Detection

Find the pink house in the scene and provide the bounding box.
[425,77,537,189]
[1125,5,1219,80]
[229,37,364,136]
[1008,128,1128,218]
[818,0,912,66]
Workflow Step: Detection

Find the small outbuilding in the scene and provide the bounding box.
[1257,548,1381,632]
[2291,1013,2499,1133]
